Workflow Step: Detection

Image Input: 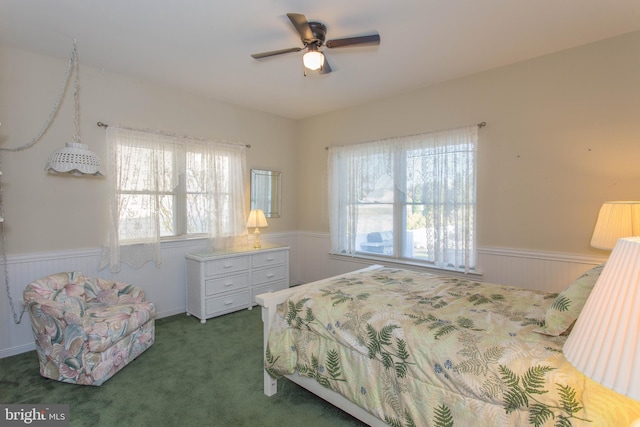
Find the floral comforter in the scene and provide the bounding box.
[266,268,640,426]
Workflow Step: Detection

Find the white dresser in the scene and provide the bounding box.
[185,245,289,323]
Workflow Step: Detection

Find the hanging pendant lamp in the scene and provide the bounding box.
[46,142,103,176]
[45,41,104,176]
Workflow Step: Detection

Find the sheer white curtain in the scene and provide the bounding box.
[102,126,247,273]
[328,125,478,272]
[328,140,394,255]
[198,141,248,250]
[406,125,478,272]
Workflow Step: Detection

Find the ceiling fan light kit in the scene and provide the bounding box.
[251,13,380,76]
[303,50,324,71]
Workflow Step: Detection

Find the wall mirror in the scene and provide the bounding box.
[251,169,281,218]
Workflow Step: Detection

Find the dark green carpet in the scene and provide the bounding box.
[0,308,366,426]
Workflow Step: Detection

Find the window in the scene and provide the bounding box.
[328,125,478,272]
[103,126,247,272]
[115,141,177,239]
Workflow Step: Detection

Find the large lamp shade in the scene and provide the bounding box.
[563,236,640,401]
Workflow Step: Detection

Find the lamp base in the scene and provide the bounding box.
[253,228,261,249]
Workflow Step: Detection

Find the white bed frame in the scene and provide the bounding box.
[255,265,389,427]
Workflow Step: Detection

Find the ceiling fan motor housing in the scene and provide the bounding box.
[306,22,327,47]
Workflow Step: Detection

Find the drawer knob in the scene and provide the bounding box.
[224,282,234,287]
[266,257,275,261]
[224,263,233,269]
[266,273,274,278]
[224,300,233,306]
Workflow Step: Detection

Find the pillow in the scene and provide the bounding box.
[535,263,605,336]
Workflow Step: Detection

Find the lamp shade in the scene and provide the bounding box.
[590,201,640,250]
[45,142,104,176]
[563,236,640,401]
[303,51,325,70]
[246,209,268,228]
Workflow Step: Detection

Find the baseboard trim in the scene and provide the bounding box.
[158,307,188,320]
[0,343,35,359]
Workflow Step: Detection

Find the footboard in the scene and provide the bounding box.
[255,284,295,396]
[255,265,389,427]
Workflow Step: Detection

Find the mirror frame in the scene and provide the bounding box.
[250,169,281,218]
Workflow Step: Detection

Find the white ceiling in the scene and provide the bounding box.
[2,0,640,120]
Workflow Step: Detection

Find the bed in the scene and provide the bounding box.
[255,264,640,426]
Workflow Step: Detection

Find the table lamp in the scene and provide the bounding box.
[590,201,640,250]
[247,209,268,248]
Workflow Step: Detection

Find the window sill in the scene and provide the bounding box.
[160,234,208,243]
[119,235,209,248]
[328,252,483,280]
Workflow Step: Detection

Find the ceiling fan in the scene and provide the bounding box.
[251,13,381,75]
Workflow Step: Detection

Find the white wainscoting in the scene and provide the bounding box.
[477,246,606,292]
[0,231,605,358]
[296,233,606,292]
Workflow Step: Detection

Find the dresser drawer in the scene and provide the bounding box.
[252,265,288,286]
[252,281,288,303]
[204,256,249,277]
[205,273,249,296]
[252,250,286,269]
[205,290,250,316]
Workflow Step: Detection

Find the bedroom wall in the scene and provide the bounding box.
[295,31,640,278]
[0,45,299,254]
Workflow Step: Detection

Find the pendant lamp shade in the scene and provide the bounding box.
[46,142,104,176]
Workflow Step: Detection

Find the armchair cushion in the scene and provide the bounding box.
[85,301,155,353]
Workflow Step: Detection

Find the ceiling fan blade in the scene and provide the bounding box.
[326,34,380,49]
[287,13,314,43]
[319,58,332,74]
[251,47,303,59]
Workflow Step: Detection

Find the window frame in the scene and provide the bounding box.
[113,144,211,242]
[112,133,240,243]
[329,125,478,273]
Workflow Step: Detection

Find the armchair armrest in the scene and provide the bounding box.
[25,296,85,328]
[25,297,86,362]
[26,296,65,318]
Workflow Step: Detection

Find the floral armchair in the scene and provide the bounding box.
[23,272,156,386]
